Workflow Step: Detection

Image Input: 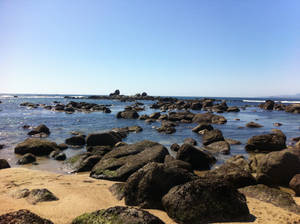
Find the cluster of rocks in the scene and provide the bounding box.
[150,98,240,113]
[20,101,111,114]
[259,99,300,114]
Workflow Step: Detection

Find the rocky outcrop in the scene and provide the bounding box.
[176,144,216,170]
[162,178,250,224]
[245,130,286,152]
[0,159,10,169]
[86,132,122,147]
[192,112,227,124]
[90,140,169,181]
[239,184,300,214]
[15,139,58,156]
[252,148,300,186]
[285,104,300,114]
[0,209,53,224]
[202,129,225,146]
[72,206,165,224]
[124,162,196,209]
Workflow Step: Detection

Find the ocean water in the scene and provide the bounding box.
[0,94,300,173]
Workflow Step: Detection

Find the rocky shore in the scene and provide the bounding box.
[1,91,300,223]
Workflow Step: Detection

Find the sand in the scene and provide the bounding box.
[0,168,300,224]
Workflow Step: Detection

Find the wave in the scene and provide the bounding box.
[243,99,300,104]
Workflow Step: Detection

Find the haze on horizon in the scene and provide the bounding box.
[1,0,300,98]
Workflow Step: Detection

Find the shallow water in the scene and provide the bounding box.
[0,94,300,174]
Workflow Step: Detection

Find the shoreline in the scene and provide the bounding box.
[1,168,300,224]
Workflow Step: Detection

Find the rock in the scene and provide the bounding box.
[274,122,282,127]
[162,178,250,224]
[239,184,300,214]
[204,162,256,188]
[0,159,10,169]
[142,92,147,96]
[227,106,240,112]
[225,138,242,145]
[292,136,300,142]
[170,143,180,152]
[11,188,30,199]
[253,148,300,186]
[156,123,176,134]
[226,155,252,173]
[139,114,149,120]
[49,151,66,160]
[86,132,122,147]
[27,124,50,136]
[176,144,216,170]
[26,188,58,204]
[90,140,169,181]
[202,129,225,146]
[191,102,202,110]
[245,130,286,152]
[109,89,120,96]
[290,174,300,196]
[127,126,143,132]
[191,123,213,133]
[65,153,102,173]
[117,109,139,119]
[65,135,86,146]
[246,121,263,128]
[285,104,300,114]
[0,209,53,224]
[149,112,161,119]
[115,142,127,147]
[58,143,68,150]
[0,144,4,149]
[71,206,165,224]
[259,100,275,110]
[15,138,58,156]
[183,137,197,145]
[109,183,126,200]
[17,153,36,165]
[124,162,196,209]
[164,155,193,171]
[192,112,227,124]
[205,141,230,154]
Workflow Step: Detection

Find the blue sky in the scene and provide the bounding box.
[0,0,300,97]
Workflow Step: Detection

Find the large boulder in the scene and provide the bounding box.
[27,124,50,136]
[162,178,250,224]
[72,206,165,224]
[65,152,103,173]
[253,148,300,186]
[259,100,275,110]
[245,130,286,152]
[192,112,227,124]
[239,184,300,214]
[15,138,58,156]
[116,109,139,119]
[191,123,213,133]
[124,162,197,209]
[0,159,10,169]
[90,140,169,181]
[65,135,86,146]
[176,144,216,170]
[202,129,225,146]
[205,141,230,154]
[0,209,53,224]
[204,162,256,188]
[86,132,122,147]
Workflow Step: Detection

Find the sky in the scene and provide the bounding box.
[0,0,300,97]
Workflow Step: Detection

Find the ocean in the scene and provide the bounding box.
[1,94,300,173]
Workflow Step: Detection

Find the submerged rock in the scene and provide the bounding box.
[246,122,263,128]
[0,209,53,224]
[90,140,168,181]
[15,138,58,156]
[162,178,250,224]
[72,206,165,224]
[27,124,50,136]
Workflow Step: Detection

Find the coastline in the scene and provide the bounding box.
[1,168,300,224]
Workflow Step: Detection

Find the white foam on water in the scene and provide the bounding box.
[243,99,300,104]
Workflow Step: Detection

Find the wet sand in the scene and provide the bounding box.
[0,168,300,224]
